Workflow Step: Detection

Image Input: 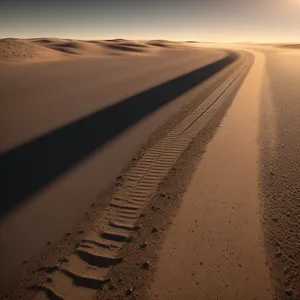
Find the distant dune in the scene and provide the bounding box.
[260,43,300,49]
[277,43,300,49]
[0,38,195,63]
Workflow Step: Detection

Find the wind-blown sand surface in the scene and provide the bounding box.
[0,38,229,299]
[0,38,198,63]
[93,49,275,300]
[146,50,273,300]
[2,39,299,300]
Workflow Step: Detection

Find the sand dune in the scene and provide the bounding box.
[0,38,195,63]
[102,43,148,53]
[41,39,107,56]
[100,40,152,53]
[260,43,300,49]
[104,38,128,42]
[278,43,300,49]
[147,40,180,48]
[0,38,65,62]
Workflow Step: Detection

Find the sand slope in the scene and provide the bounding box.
[0,38,65,62]
[0,38,196,63]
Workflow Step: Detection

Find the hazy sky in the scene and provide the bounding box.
[1,0,300,42]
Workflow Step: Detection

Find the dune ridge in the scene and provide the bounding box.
[0,38,197,63]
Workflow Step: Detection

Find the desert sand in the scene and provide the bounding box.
[93,46,300,300]
[0,38,197,63]
[0,37,230,299]
[93,49,276,300]
[146,50,273,300]
[2,38,299,300]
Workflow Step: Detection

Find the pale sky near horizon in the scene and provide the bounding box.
[0,0,299,43]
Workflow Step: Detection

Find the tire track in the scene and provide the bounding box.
[34,51,252,300]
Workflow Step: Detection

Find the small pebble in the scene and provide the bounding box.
[140,242,148,249]
[151,227,158,233]
[125,288,133,296]
[142,261,150,269]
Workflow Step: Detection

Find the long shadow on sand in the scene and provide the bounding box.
[0,52,238,218]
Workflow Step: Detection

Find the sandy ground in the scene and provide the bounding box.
[258,47,300,300]
[0,44,221,153]
[94,46,300,300]
[1,39,299,300]
[94,52,252,300]
[147,50,273,300]
[0,38,231,294]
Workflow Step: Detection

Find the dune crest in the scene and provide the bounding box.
[0,38,196,63]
